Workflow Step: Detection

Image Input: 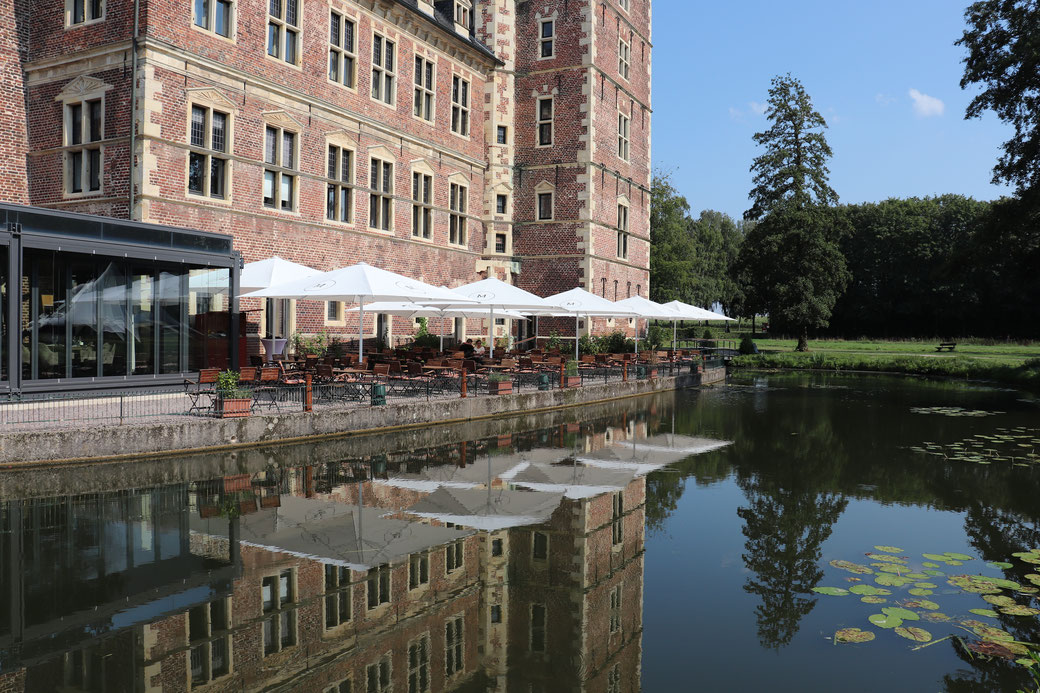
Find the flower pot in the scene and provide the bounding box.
[489,381,513,395]
[563,375,582,388]
[217,397,252,418]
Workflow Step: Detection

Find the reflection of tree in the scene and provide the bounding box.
[737,476,847,649]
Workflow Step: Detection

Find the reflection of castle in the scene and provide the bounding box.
[0,415,723,692]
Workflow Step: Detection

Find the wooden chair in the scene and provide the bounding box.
[254,367,282,410]
[238,367,258,385]
[184,368,221,415]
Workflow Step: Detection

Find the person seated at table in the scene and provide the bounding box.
[474,339,487,358]
[460,339,475,358]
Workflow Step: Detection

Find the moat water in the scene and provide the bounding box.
[0,373,1038,692]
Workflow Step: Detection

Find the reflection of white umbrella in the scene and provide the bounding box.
[542,288,639,360]
[431,277,555,358]
[346,302,525,351]
[240,257,320,294]
[245,263,475,361]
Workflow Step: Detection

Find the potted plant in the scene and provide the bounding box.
[216,370,253,418]
[563,360,582,388]
[488,373,513,395]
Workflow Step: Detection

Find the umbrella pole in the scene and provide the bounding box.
[574,315,579,362]
[489,307,495,358]
[672,320,677,350]
[358,298,365,363]
[440,315,445,353]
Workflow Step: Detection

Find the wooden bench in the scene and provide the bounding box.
[935,342,957,352]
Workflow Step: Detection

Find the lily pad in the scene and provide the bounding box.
[903,599,939,610]
[969,608,999,618]
[987,561,1015,569]
[904,572,929,580]
[1017,658,1038,668]
[945,552,973,561]
[922,562,942,569]
[1018,586,1039,595]
[908,588,933,597]
[895,626,932,643]
[867,553,907,563]
[882,607,920,622]
[923,553,951,562]
[973,625,1015,642]
[922,612,952,622]
[850,584,884,596]
[830,559,874,575]
[835,627,876,644]
[923,570,945,577]
[965,640,1019,660]
[983,594,1017,607]
[861,596,887,604]
[874,546,905,554]
[869,613,903,629]
[913,582,938,589]
[878,564,907,574]
[812,587,849,596]
[999,605,1040,616]
[876,574,913,587]
[1024,574,1040,586]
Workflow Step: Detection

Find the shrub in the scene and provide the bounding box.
[564,359,579,376]
[702,328,715,340]
[410,318,440,349]
[739,335,757,355]
[217,370,251,399]
[599,330,634,354]
[579,334,600,355]
[547,331,562,351]
[291,331,330,357]
[647,324,669,350]
[488,373,511,383]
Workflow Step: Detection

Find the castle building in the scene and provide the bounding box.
[0,0,650,362]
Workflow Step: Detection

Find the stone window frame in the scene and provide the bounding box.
[538,17,554,59]
[325,301,345,326]
[448,174,468,246]
[529,603,547,653]
[407,632,432,693]
[323,677,352,693]
[450,73,471,138]
[534,180,554,221]
[444,613,465,677]
[366,564,392,611]
[187,597,233,687]
[496,125,508,145]
[261,112,302,213]
[618,0,629,11]
[608,663,622,693]
[66,0,103,28]
[453,0,471,32]
[185,90,236,205]
[366,652,393,693]
[328,9,357,90]
[371,32,397,108]
[322,564,352,630]
[618,36,631,80]
[57,77,111,199]
[618,109,630,161]
[609,583,623,633]
[536,96,553,147]
[531,530,549,561]
[266,0,302,67]
[325,134,355,225]
[412,53,436,124]
[411,160,434,241]
[367,146,396,233]
[409,552,430,590]
[192,0,234,40]
[260,568,297,657]
[445,538,464,574]
[616,198,629,259]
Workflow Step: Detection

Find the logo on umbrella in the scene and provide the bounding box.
[473,292,495,300]
[305,280,337,292]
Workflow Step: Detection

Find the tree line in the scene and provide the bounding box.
[651,0,1040,346]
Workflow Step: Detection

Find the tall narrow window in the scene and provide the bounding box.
[188,105,229,199]
[411,171,432,239]
[70,0,103,24]
[66,99,103,195]
[454,0,470,29]
[451,76,469,136]
[366,565,391,609]
[413,57,434,121]
[618,38,630,80]
[618,0,629,9]
[263,125,296,210]
[326,144,353,222]
[188,599,232,688]
[532,531,548,560]
[445,616,464,676]
[324,564,351,629]
[495,233,506,254]
[261,570,296,656]
[449,183,467,246]
[367,654,392,693]
[369,158,393,231]
[371,34,396,105]
[495,194,507,214]
[539,18,554,58]
[612,491,624,544]
[496,125,508,144]
[608,664,622,693]
[530,605,546,652]
[617,204,629,259]
[537,97,553,146]
[328,11,356,87]
[609,584,622,633]
[618,112,630,161]
[445,539,464,572]
[409,553,429,589]
[326,301,343,322]
[267,0,300,64]
[408,635,430,693]
[537,191,553,221]
[193,0,231,36]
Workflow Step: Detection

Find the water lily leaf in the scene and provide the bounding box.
[861,596,887,604]
[1012,551,1040,559]
[973,625,1015,642]
[922,612,952,622]
[1001,642,1031,656]
[969,608,999,617]
[904,599,939,610]
[947,560,964,566]
[945,552,973,561]
[923,570,945,577]
[987,562,1015,569]
[874,546,905,554]
[850,585,882,596]
[961,619,989,629]
[983,595,1016,607]
[830,559,874,575]
[922,562,942,568]
[908,588,933,596]
[869,613,903,629]
[1024,574,1040,586]
[866,553,907,564]
[846,577,863,583]
[876,574,913,587]
[913,582,938,589]
[923,553,951,562]
[1017,658,1038,668]
[1018,586,1039,595]
[904,572,929,580]
[812,587,849,596]
[882,607,920,621]
[878,564,907,574]
[965,640,1018,660]
[895,626,932,643]
[999,605,1040,616]
[1020,556,1040,565]
[835,627,876,644]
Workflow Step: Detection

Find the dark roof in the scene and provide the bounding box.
[393,0,502,65]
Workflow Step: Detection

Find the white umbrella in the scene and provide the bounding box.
[346,302,525,352]
[245,263,475,361]
[616,296,687,350]
[432,277,555,358]
[662,299,735,351]
[542,288,639,361]
[240,256,320,294]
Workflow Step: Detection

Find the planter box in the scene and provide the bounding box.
[563,375,582,388]
[488,381,513,395]
[217,397,252,418]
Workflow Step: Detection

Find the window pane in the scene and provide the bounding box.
[209,158,225,198]
[280,174,293,210]
[88,148,101,191]
[215,0,230,36]
[263,170,275,207]
[282,132,294,168]
[284,0,296,24]
[284,29,297,63]
[267,23,279,57]
[264,127,277,164]
[188,152,205,194]
[69,104,83,145]
[158,270,182,374]
[344,19,353,50]
[190,106,206,148]
[329,12,340,45]
[194,0,208,28]
[211,111,226,152]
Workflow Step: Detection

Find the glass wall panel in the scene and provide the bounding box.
[131,269,155,375]
[188,268,230,371]
[69,260,98,378]
[1,245,7,382]
[100,262,128,377]
[158,270,183,374]
[33,251,67,380]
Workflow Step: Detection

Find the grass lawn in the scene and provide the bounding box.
[750,338,1040,365]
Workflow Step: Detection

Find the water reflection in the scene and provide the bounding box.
[0,403,728,692]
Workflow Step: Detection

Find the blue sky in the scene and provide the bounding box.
[650,0,1014,220]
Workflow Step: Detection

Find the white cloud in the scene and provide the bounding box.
[908,89,945,118]
[875,93,896,106]
[749,101,767,116]
[728,107,744,121]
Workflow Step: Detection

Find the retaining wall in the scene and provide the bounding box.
[0,367,725,466]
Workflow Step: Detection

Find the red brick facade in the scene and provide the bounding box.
[3,0,651,344]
